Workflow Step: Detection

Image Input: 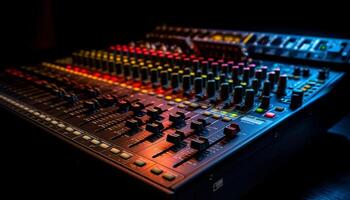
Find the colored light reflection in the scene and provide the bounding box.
[155,88,165,94]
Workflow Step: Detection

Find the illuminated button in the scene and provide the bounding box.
[304,84,312,89]
[178,104,186,109]
[230,113,238,118]
[201,105,208,109]
[165,96,172,100]
[202,111,211,116]
[174,98,182,103]
[99,143,109,149]
[264,112,275,118]
[91,139,100,145]
[45,117,52,121]
[222,117,231,122]
[39,114,46,119]
[221,111,228,115]
[134,160,146,167]
[51,120,58,125]
[183,101,191,105]
[167,101,175,106]
[110,148,120,154]
[34,112,40,116]
[255,108,264,113]
[162,173,176,181]
[189,103,199,109]
[65,127,74,132]
[151,167,163,175]
[119,152,132,160]
[73,131,82,136]
[212,114,221,119]
[82,135,91,140]
[275,106,285,112]
[58,123,66,128]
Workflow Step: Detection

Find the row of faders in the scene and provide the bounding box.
[0,40,344,199]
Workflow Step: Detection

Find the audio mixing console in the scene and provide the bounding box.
[0,25,347,199]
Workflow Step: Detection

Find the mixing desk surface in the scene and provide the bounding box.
[0,25,346,199]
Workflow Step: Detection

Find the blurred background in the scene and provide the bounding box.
[1,1,349,65]
[1,1,349,199]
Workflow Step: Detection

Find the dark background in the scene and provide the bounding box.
[1,0,349,66]
[1,1,350,199]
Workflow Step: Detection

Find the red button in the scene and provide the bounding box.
[264,112,275,118]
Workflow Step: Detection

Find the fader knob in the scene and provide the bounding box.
[169,111,186,127]
[166,131,185,145]
[132,64,140,79]
[171,73,180,92]
[274,68,280,82]
[220,82,230,101]
[182,75,192,92]
[98,95,115,107]
[130,102,145,116]
[318,69,328,80]
[117,99,131,112]
[268,72,275,87]
[84,100,99,112]
[276,74,287,97]
[249,64,256,77]
[126,118,143,131]
[141,66,149,83]
[232,66,239,84]
[206,80,216,98]
[211,62,219,76]
[290,89,304,109]
[259,95,270,109]
[147,107,163,120]
[262,80,271,96]
[190,137,209,151]
[145,122,164,134]
[233,86,243,104]
[243,67,250,83]
[261,66,268,79]
[302,68,310,77]
[123,63,131,79]
[255,69,263,82]
[64,93,78,104]
[293,66,301,76]
[115,62,122,75]
[194,77,203,95]
[224,123,241,138]
[160,70,168,88]
[150,68,159,86]
[190,119,208,133]
[244,89,255,109]
[251,79,259,94]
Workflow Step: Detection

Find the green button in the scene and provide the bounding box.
[151,167,163,175]
[255,108,264,113]
[134,160,146,167]
[162,173,176,181]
